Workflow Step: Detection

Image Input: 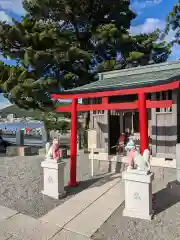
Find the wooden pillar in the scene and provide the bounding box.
[176,90,180,181]
[151,93,157,157]
[68,98,78,187]
[120,111,124,134]
[138,92,148,154]
[102,97,109,153]
[131,112,134,134]
[172,90,177,156]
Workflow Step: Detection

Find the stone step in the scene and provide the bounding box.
[0,213,61,240]
[64,180,124,238]
[40,174,121,227]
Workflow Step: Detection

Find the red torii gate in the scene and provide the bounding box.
[52,80,180,187]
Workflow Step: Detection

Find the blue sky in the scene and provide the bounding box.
[0,0,179,109]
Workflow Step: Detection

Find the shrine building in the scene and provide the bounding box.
[52,60,180,186]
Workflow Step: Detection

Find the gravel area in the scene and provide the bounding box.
[92,168,180,240]
[0,151,108,218]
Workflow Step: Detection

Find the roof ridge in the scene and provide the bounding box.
[99,60,180,80]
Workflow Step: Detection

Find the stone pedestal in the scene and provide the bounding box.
[41,160,66,199]
[18,146,39,156]
[6,146,39,156]
[122,170,154,220]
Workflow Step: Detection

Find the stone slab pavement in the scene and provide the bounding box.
[92,167,180,240]
[64,180,124,237]
[0,173,123,240]
[0,205,18,221]
[0,151,109,218]
[40,174,121,227]
[51,229,92,240]
[0,213,61,240]
[0,167,180,240]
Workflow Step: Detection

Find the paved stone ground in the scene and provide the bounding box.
[0,173,121,240]
[0,151,108,218]
[92,167,180,240]
[1,151,180,240]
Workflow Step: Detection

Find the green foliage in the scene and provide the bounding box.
[44,119,70,133]
[95,25,171,72]
[0,104,39,118]
[32,110,71,132]
[0,16,91,112]
[164,0,180,45]
[23,0,136,34]
[23,0,168,72]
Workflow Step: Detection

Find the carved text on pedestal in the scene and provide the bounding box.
[133,192,141,200]
[48,176,53,184]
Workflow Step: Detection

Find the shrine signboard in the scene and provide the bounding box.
[88,129,97,149]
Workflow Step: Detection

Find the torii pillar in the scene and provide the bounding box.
[138,92,148,154]
[68,98,78,186]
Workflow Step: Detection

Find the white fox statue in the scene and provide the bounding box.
[125,139,151,173]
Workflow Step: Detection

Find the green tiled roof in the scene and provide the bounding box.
[63,61,180,94]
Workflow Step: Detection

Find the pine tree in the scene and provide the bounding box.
[0,17,91,111]
[0,0,172,138]
[0,0,171,110]
[93,25,171,73]
[23,0,171,72]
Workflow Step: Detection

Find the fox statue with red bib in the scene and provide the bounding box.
[125,139,151,174]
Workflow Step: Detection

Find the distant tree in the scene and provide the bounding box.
[164,0,180,44]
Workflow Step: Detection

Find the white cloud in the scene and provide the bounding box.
[131,0,162,13]
[0,10,11,22]
[0,0,24,15]
[130,18,180,61]
[130,18,176,42]
[130,18,164,35]
[130,18,177,44]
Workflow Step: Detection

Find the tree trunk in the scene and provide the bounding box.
[42,124,51,144]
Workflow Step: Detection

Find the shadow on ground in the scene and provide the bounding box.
[153,180,180,216]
